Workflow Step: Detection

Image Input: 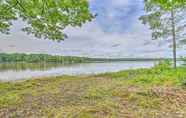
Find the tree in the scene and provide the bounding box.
[151,0,186,10]
[0,0,93,41]
[140,0,186,69]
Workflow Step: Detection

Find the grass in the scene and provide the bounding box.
[0,62,186,117]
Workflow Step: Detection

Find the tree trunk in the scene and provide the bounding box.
[171,8,177,69]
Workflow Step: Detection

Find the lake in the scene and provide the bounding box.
[0,61,157,81]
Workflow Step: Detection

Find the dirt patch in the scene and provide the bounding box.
[151,87,186,107]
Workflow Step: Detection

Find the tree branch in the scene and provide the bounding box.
[15,0,27,12]
[6,0,19,11]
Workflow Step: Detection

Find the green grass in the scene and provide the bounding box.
[0,63,186,117]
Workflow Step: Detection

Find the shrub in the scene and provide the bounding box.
[152,60,172,73]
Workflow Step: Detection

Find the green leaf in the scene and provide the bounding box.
[0,0,93,41]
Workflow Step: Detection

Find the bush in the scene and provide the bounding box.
[152,60,172,73]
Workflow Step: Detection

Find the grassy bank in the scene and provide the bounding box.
[0,63,186,117]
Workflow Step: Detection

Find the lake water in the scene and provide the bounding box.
[0,61,157,81]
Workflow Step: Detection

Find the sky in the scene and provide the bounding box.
[0,0,185,58]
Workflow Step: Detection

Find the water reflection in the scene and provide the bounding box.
[0,61,156,81]
[0,62,73,71]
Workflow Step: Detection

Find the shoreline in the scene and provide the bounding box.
[0,66,186,117]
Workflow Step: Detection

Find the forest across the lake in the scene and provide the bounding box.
[0,53,177,63]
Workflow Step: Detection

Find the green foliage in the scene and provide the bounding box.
[140,0,186,69]
[140,0,186,42]
[0,53,89,63]
[178,57,186,73]
[153,60,172,71]
[151,0,186,10]
[102,62,186,87]
[181,57,186,66]
[0,0,93,41]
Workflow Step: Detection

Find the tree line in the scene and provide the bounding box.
[0,53,89,63]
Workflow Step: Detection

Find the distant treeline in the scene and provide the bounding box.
[0,53,175,64]
[87,58,172,62]
[0,53,89,63]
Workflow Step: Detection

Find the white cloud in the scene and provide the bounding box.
[61,18,160,58]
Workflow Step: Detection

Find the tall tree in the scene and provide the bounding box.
[0,0,93,41]
[140,0,186,69]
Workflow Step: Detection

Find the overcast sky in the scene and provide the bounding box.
[0,0,185,58]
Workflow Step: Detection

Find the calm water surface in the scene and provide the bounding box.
[0,61,156,81]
